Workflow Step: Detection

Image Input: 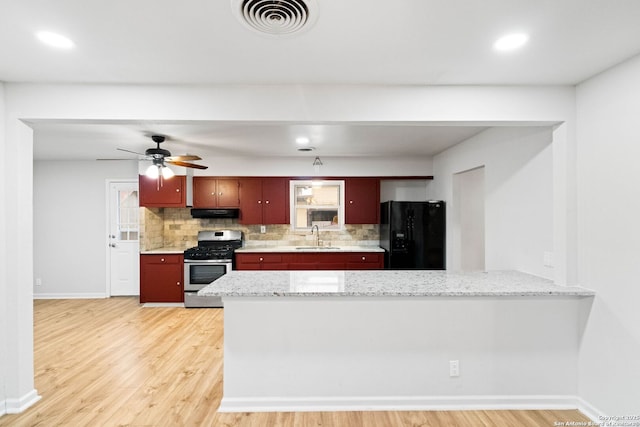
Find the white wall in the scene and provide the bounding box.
[454,167,485,271]
[380,179,433,202]
[433,127,554,278]
[575,54,640,415]
[33,160,139,298]
[2,108,39,413]
[191,155,434,177]
[0,82,7,415]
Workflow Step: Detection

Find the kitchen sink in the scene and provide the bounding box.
[295,246,341,250]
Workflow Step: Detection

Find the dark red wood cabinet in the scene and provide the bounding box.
[345,253,383,269]
[234,253,289,270]
[345,178,380,224]
[235,252,383,271]
[239,178,289,225]
[139,175,186,208]
[192,177,240,208]
[139,254,184,303]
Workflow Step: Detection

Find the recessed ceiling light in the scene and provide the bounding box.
[36,31,75,49]
[493,33,528,52]
[296,137,310,145]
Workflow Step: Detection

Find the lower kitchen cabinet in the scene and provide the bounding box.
[140,254,184,303]
[235,253,288,270]
[346,253,383,269]
[235,252,383,270]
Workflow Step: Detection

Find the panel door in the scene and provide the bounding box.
[139,175,186,207]
[192,177,218,208]
[262,177,289,224]
[216,179,240,207]
[140,255,184,303]
[238,178,264,224]
[108,181,140,296]
[345,178,380,224]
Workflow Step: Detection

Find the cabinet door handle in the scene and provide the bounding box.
[177,282,181,286]
[362,256,366,261]
[258,200,262,204]
[350,200,354,204]
[219,192,223,195]
[265,200,270,204]
[176,189,180,192]
[259,257,264,262]
[161,258,165,262]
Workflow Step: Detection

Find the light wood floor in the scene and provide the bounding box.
[0,298,591,426]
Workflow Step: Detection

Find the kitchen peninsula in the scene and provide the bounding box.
[200,270,595,413]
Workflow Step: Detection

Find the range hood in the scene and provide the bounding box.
[190,208,240,219]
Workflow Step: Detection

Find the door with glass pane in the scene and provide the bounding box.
[108,181,140,296]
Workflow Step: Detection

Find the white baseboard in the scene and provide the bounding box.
[34,293,108,299]
[576,397,605,423]
[218,394,583,413]
[5,389,41,414]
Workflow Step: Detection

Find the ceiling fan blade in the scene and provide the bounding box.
[165,155,202,161]
[117,148,146,156]
[166,160,208,170]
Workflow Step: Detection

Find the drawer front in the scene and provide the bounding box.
[346,253,382,263]
[142,254,183,265]
[237,253,284,264]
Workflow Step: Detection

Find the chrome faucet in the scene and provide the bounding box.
[311,224,320,246]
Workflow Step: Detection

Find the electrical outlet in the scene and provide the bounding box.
[449,360,460,377]
[35,278,42,286]
[260,225,266,234]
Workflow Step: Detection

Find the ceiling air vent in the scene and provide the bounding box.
[232,0,318,36]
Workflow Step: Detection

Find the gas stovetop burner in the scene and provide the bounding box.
[183,229,243,261]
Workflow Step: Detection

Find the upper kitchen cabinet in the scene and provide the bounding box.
[193,177,240,208]
[345,178,380,224]
[139,175,186,208]
[239,178,289,225]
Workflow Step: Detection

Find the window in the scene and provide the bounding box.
[290,180,345,230]
[118,190,139,241]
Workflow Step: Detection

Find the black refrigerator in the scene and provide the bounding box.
[380,201,446,269]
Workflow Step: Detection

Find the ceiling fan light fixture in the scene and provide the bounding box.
[162,166,175,179]
[145,164,160,179]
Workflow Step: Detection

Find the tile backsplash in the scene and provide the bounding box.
[140,208,380,251]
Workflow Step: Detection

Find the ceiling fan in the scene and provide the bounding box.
[118,135,208,179]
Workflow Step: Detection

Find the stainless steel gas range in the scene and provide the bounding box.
[183,230,242,308]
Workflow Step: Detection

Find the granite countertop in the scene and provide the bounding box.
[235,245,384,253]
[140,247,185,254]
[198,270,595,298]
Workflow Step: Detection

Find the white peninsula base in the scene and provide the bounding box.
[218,294,592,413]
[200,270,594,412]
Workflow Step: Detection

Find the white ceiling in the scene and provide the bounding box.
[4,0,640,160]
[29,121,490,160]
